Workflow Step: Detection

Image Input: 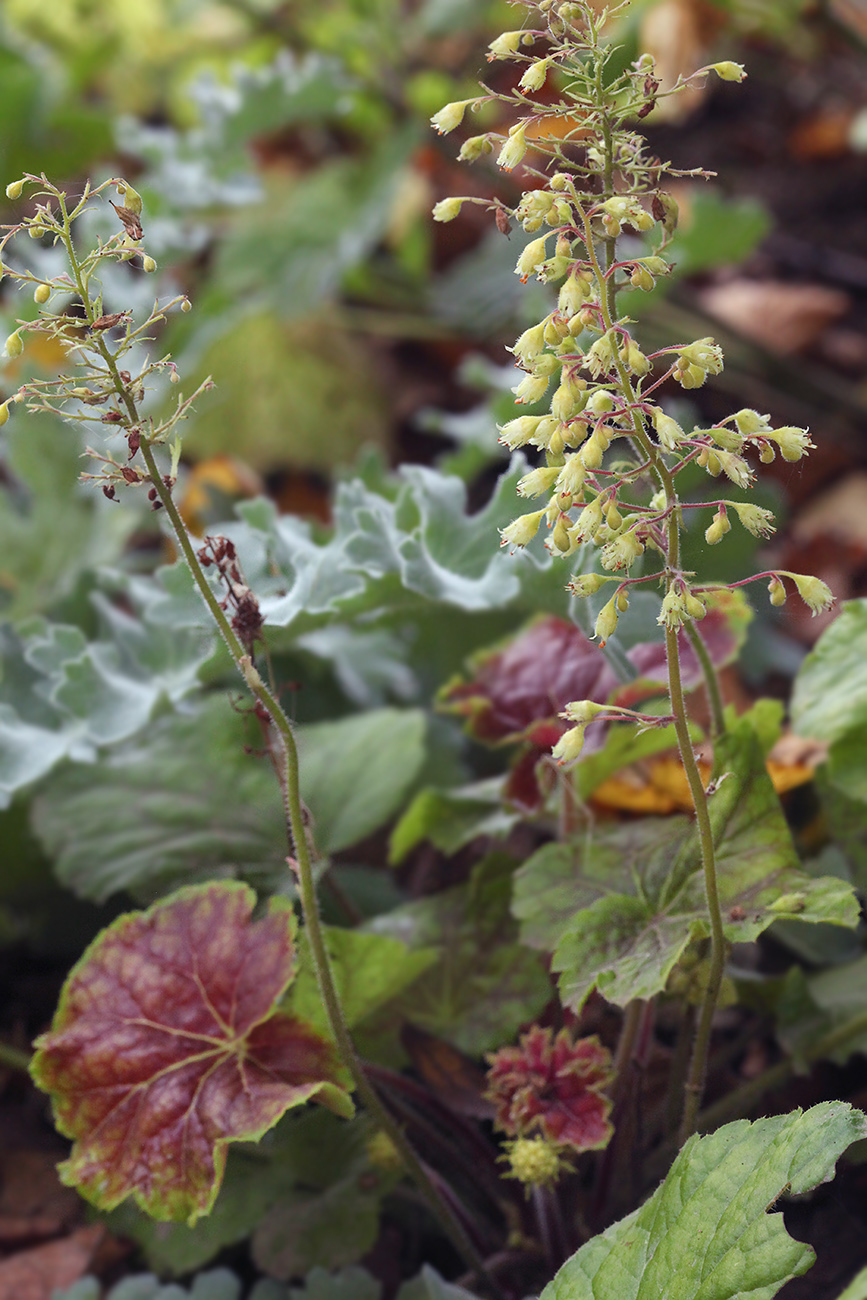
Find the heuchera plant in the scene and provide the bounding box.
[3,2,867,1297]
[431,0,835,1143]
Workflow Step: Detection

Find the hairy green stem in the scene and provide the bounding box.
[580,174,727,1146]
[55,201,492,1286]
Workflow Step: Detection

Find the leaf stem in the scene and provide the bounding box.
[685,621,726,740]
[0,1042,32,1073]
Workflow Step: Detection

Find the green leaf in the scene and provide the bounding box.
[250,1116,399,1280]
[175,312,389,472]
[547,719,859,1011]
[0,414,137,623]
[836,1265,867,1300]
[779,954,867,1066]
[790,600,867,745]
[52,1270,244,1300]
[298,707,428,855]
[367,854,551,1053]
[32,696,287,903]
[288,927,439,1037]
[212,128,419,319]
[389,778,518,864]
[541,1105,867,1300]
[396,1265,481,1300]
[285,1267,380,1300]
[103,1109,367,1279]
[662,191,771,278]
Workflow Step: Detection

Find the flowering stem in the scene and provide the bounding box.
[53,204,490,1285]
[580,195,726,1148]
[0,1041,32,1073]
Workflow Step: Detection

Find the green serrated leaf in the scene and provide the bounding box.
[542,1104,867,1300]
[791,600,867,745]
[289,927,439,1037]
[32,696,287,904]
[548,719,859,1011]
[367,854,551,1052]
[389,778,517,864]
[298,707,428,854]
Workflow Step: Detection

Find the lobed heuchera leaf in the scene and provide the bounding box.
[516,718,859,1011]
[30,882,354,1224]
[541,1103,867,1300]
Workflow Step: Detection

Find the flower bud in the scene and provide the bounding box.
[33,283,51,304]
[551,724,585,764]
[516,235,550,281]
[550,513,572,552]
[768,576,786,606]
[684,591,707,620]
[791,573,834,616]
[594,595,619,645]
[5,178,24,201]
[758,441,775,464]
[772,426,814,462]
[0,401,9,426]
[28,224,45,239]
[586,390,616,415]
[581,435,604,471]
[181,298,192,313]
[487,30,530,59]
[519,57,552,92]
[431,99,475,134]
[604,497,622,530]
[497,122,528,171]
[674,361,706,389]
[704,510,731,545]
[459,135,491,162]
[573,496,604,539]
[731,502,775,538]
[433,197,464,223]
[616,589,629,613]
[517,465,559,497]
[513,372,550,405]
[142,255,157,273]
[710,61,747,82]
[620,340,650,376]
[4,329,23,358]
[630,265,655,291]
[500,509,546,548]
[568,572,605,597]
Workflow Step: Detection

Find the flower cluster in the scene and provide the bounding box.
[430,0,833,681]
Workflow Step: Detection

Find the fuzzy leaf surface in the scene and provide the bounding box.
[544,720,858,1010]
[30,883,352,1224]
[791,600,867,745]
[367,855,550,1053]
[542,1104,866,1300]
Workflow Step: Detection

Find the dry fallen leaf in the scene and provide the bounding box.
[699,280,850,354]
[0,1224,102,1300]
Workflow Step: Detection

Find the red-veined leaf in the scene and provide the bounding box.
[30,882,353,1225]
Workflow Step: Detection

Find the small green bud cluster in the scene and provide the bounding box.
[0,174,202,495]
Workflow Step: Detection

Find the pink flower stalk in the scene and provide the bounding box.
[486,1025,614,1152]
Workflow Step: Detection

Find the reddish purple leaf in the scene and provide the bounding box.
[486,1025,614,1153]
[441,596,750,808]
[30,882,354,1224]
